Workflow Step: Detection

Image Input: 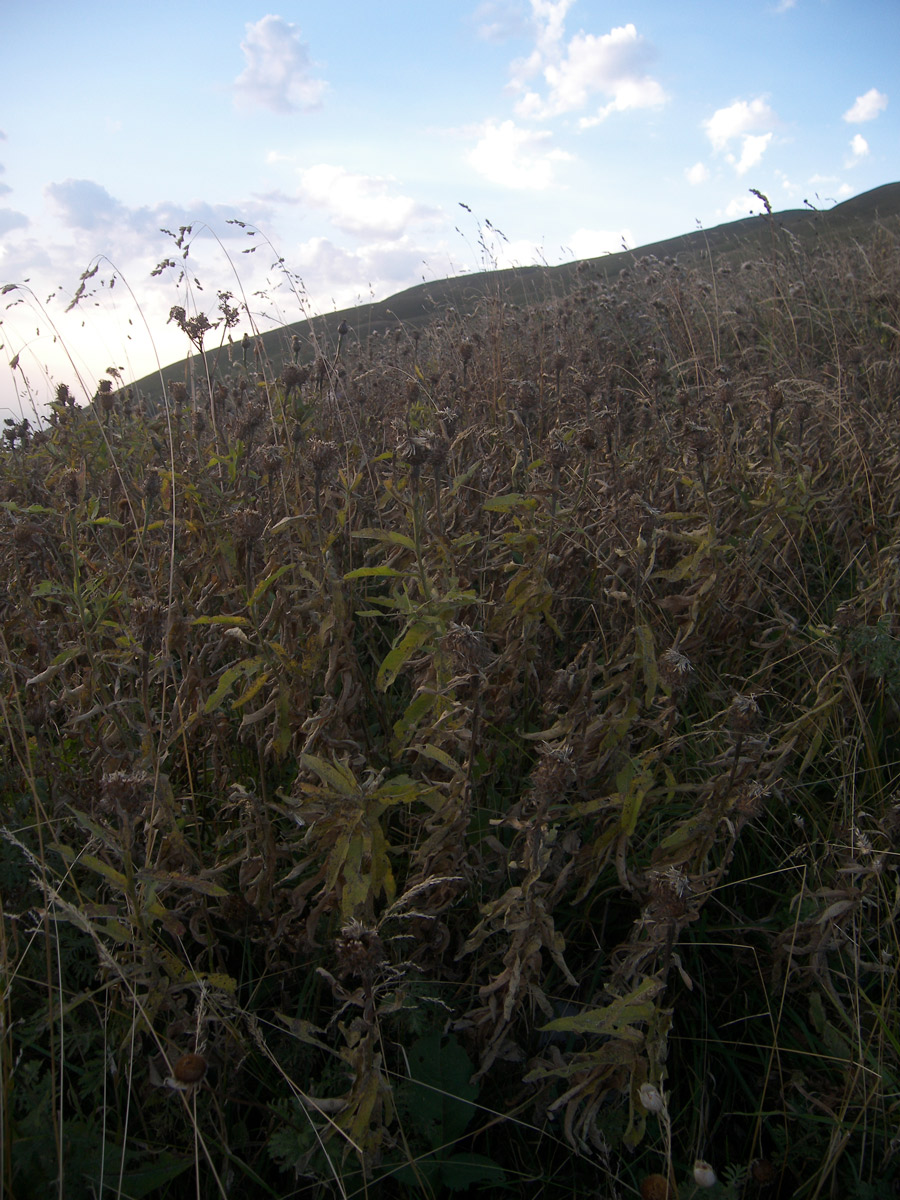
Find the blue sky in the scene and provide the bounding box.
[1,0,896,418]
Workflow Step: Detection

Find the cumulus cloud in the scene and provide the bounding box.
[567,227,633,258]
[724,194,769,220]
[703,97,777,175]
[704,97,776,151]
[285,234,440,311]
[295,165,440,240]
[843,88,887,123]
[45,179,126,231]
[467,118,572,189]
[847,133,869,164]
[234,16,327,114]
[45,178,273,241]
[735,132,772,175]
[685,162,709,185]
[0,208,28,236]
[513,18,667,123]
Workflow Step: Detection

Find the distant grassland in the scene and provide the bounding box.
[2,185,900,1199]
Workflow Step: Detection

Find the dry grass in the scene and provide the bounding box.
[2,207,900,1199]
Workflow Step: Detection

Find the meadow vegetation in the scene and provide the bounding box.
[2,194,900,1199]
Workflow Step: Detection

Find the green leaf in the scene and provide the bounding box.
[539,978,664,1041]
[99,1154,194,1198]
[248,564,291,606]
[441,1152,506,1191]
[352,527,417,551]
[397,1034,478,1149]
[343,565,407,580]
[135,869,229,897]
[298,753,360,795]
[377,622,431,691]
[203,657,265,713]
[484,493,537,512]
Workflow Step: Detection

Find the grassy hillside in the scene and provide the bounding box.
[2,187,900,1199]
[132,182,900,406]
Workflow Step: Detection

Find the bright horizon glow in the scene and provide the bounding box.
[1,0,897,420]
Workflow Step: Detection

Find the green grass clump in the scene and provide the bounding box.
[2,201,900,1199]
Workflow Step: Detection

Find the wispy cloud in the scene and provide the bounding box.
[468,118,572,189]
[842,88,887,123]
[472,1,532,42]
[233,16,328,114]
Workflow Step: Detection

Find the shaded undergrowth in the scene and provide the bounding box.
[2,203,900,1199]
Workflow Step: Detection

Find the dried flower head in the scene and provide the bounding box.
[441,622,492,675]
[639,1173,672,1200]
[659,647,694,696]
[232,507,265,544]
[693,1160,717,1188]
[307,438,338,474]
[544,437,571,471]
[727,692,760,733]
[99,771,154,821]
[172,1052,208,1085]
[638,1081,667,1115]
[530,742,574,800]
[334,920,386,981]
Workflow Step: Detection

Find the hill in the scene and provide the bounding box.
[132,181,900,403]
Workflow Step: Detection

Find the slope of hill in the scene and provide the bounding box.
[132,181,900,404]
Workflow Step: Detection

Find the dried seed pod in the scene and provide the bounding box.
[693,1160,717,1188]
[640,1175,672,1200]
[639,1081,667,1115]
[173,1052,207,1085]
[727,692,760,733]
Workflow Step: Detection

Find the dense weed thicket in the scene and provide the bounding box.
[2,209,900,1200]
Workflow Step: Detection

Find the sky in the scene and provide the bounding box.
[1,0,897,420]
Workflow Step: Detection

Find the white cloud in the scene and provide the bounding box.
[513,20,667,122]
[296,165,440,240]
[468,118,572,189]
[846,133,869,164]
[724,194,768,220]
[45,178,272,241]
[703,98,777,176]
[843,88,887,123]
[685,162,709,185]
[567,227,633,258]
[704,97,776,151]
[233,16,327,114]
[0,208,28,236]
[45,179,126,231]
[735,132,772,175]
[473,1,532,41]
